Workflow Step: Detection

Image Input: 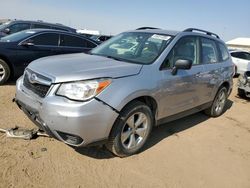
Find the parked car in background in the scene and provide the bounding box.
[229,49,250,75]
[0,20,76,38]
[15,28,233,157]
[238,71,250,98]
[90,35,112,43]
[0,29,98,84]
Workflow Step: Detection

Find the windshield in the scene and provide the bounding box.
[0,30,36,42]
[91,32,172,64]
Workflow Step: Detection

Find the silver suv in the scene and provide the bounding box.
[15,28,234,157]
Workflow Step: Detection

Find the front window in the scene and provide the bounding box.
[91,32,172,64]
[26,33,59,46]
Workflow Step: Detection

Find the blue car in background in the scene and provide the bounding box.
[0,29,98,84]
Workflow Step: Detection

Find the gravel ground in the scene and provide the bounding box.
[0,79,250,188]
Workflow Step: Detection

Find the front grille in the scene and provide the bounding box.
[23,70,51,98]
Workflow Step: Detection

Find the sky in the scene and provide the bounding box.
[0,0,249,41]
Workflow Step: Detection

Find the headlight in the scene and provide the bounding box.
[56,79,111,101]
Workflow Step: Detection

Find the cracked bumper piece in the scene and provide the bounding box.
[15,77,119,147]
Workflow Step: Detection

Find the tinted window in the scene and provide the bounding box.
[201,38,218,64]
[27,33,59,46]
[8,23,31,34]
[231,52,250,60]
[218,43,229,61]
[60,34,87,47]
[32,24,51,29]
[163,36,198,69]
[231,52,240,58]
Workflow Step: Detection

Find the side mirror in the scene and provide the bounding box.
[3,28,10,34]
[172,59,192,75]
[21,41,35,47]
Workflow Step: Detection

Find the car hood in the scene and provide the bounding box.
[28,53,143,83]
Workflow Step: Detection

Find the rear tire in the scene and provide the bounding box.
[106,101,153,157]
[238,88,246,98]
[204,87,228,117]
[0,59,11,85]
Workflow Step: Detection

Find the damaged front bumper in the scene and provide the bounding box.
[15,77,119,147]
[238,71,250,97]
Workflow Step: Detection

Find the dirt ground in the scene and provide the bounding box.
[0,79,249,188]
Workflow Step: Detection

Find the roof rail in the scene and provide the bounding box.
[136,27,160,30]
[184,28,220,39]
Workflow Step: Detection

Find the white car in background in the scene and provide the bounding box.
[229,49,250,75]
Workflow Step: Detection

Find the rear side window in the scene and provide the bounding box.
[8,23,31,34]
[201,38,218,64]
[28,33,59,46]
[60,34,88,47]
[218,43,229,61]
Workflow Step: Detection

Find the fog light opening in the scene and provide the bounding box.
[57,131,83,145]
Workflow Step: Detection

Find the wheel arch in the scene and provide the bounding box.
[118,95,158,126]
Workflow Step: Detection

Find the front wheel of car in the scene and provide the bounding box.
[106,101,153,157]
[0,59,11,85]
[204,87,228,117]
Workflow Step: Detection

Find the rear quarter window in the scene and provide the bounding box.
[218,43,229,61]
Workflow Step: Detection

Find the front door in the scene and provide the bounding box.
[15,33,60,73]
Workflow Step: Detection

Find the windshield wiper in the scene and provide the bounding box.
[105,55,123,61]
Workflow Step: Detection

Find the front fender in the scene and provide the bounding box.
[97,74,158,112]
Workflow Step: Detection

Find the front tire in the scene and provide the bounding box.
[204,87,228,117]
[0,59,11,85]
[106,101,153,157]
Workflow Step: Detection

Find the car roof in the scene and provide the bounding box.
[8,20,76,31]
[128,29,180,36]
[20,29,98,44]
[127,27,225,43]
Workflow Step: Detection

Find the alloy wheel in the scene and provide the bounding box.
[121,112,149,150]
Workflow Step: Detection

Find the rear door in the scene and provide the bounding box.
[158,36,205,118]
[198,37,224,103]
